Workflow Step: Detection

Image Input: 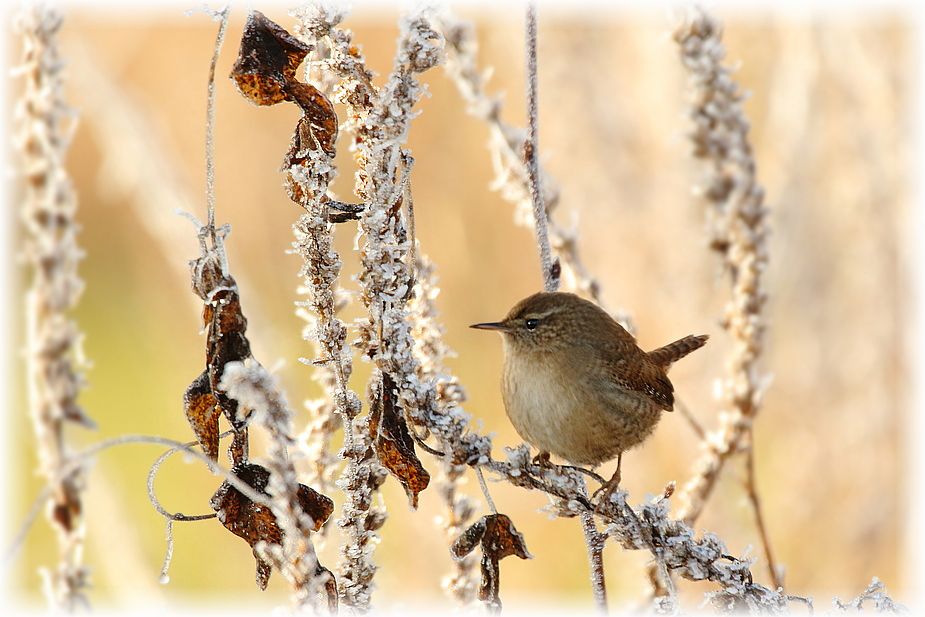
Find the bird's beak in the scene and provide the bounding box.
[470,321,509,331]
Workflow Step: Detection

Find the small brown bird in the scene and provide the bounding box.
[472,292,707,484]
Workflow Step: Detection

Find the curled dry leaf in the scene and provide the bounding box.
[317,564,339,613]
[210,463,335,590]
[369,372,431,508]
[184,261,254,463]
[206,288,252,431]
[451,513,531,611]
[286,81,338,158]
[183,369,221,461]
[228,427,249,467]
[231,10,339,207]
[230,10,310,107]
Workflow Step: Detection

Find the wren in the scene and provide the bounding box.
[472,292,707,484]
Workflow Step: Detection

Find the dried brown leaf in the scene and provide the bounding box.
[452,514,531,611]
[369,372,430,508]
[318,565,338,613]
[287,82,338,156]
[206,289,252,430]
[210,463,334,590]
[450,515,486,559]
[230,11,339,208]
[228,427,249,467]
[296,482,335,532]
[183,369,221,461]
[230,10,310,107]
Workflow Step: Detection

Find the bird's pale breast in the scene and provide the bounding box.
[501,343,662,466]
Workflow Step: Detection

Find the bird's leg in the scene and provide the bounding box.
[532,450,551,466]
[611,452,623,488]
[591,453,623,505]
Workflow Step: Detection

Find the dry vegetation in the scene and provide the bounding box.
[8,2,911,615]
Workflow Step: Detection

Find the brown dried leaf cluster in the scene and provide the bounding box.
[184,251,252,465]
[231,10,338,202]
[210,463,334,592]
[452,514,531,611]
[230,10,384,609]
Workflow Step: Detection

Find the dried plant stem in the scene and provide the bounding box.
[525,5,606,607]
[286,11,380,610]
[673,7,780,589]
[407,255,478,604]
[294,10,444,608]
[744,438,782,589]
[220,361,331,611]
[580,512,607,614]
[204,6,229,236]
[16,5,93,610]
[524,3,557,292]
[438,14,633,328]
[289,134,375,611]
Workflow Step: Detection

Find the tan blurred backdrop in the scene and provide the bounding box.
[6,3,913,612]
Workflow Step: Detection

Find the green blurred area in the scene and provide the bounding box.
[6,5,912,612]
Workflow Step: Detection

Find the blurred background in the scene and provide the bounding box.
[4,2,914,612]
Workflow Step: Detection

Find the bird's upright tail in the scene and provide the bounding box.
[647,334,709,369]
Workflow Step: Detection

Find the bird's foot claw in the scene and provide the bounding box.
[590,468,622,507]
[532,451,552,466]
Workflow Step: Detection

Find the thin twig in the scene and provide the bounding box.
[7,433,275,568]
[525,5,606,608]
[437,13,635,329]
[475,467,498,515]
[524,2,557,292]
[204,6,230,240]
[674,396,707,442]
[146,437,223,586]
[744,435,783,590]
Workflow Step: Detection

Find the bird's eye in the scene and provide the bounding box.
[525,318,539,330]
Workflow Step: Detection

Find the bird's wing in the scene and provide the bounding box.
[609,354,675,411]
[578,328,675,412]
